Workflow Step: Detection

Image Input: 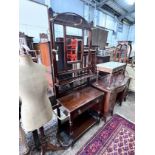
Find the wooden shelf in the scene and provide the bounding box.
[58,67,89,76]
[67,60,81,64]
[58,111,98,142]
[66,45,76,47]
[56,74,95,86]
[66,49,76,50]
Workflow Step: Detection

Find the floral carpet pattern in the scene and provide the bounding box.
[77,114,135,155]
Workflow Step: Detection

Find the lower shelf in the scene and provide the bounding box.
[58,111,99,145]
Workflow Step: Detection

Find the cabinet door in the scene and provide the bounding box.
[39,42,50,67]
[39,42,53,87]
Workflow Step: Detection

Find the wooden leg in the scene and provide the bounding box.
[39,127,45,137]
[32,130,41,151]
[69,116,74,145]
[39,126,64,155]
[119,95,123,106]
[57,106,61,132]
[100,110,106,122]
[39,126,47,142]
[98,98,103,121]
[56,105,63,144]
[101,115,106,122]
[102,112,108,122]
[110,110,114,116]
[96,70,99,85]
[68,114,75,146]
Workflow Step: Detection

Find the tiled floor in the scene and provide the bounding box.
[20,91,135,155]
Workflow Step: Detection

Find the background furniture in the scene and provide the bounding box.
[19,32,34,50]
[33,33,54,92]
[92,27,108,49]
[96,55,110,64]
[96,61,126,87]
[92,75,130,121]
[125,64,135,92]
[113,41,132,63]
[19,32,38,63]
[39,42,51,67]
[93,61,129,121]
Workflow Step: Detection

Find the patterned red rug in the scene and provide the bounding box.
[77,114,135,155]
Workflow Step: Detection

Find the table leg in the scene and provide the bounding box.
[39,126,47,142]
[69,115,74,144]
[102,113,107,122]
[96,70,99,85]
[98,97,103,121]
[110,109,114,116]
[57,105,61,132]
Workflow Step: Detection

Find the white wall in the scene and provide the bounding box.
[128,24,135,42]
[51,0,84,17]
[19,0,134,45]
[117,24,130,41]
[19,0,49,42]
[82,3,134,46]
[77,0,135,46]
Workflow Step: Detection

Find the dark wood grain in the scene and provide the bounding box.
[58,86,104,112]
[57,86,104,145]
[92,76,130,121]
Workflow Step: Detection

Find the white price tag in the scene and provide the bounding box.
[56,54,59,61]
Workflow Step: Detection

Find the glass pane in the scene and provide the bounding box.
[66,26,82,36]
[84,30,89,45]
[105,15,115,29]
[54,24,63,41]
[99,12,106,27]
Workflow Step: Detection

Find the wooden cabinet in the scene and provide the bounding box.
[94,61,130,121]
[92,76,130,121]
[39,42,51,67]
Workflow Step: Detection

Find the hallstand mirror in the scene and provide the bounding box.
[50,12,95,97]
[49,12,104,146]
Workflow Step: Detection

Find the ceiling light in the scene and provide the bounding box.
[126,0,135,5]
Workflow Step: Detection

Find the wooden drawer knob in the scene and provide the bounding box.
[96,99,99,103]
[78,109,82,115]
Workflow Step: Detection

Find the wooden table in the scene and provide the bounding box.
[57,86,104,145]
[92,76,130,121]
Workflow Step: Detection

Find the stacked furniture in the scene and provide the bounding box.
[113,41,132,63]
[92,61,130,121]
